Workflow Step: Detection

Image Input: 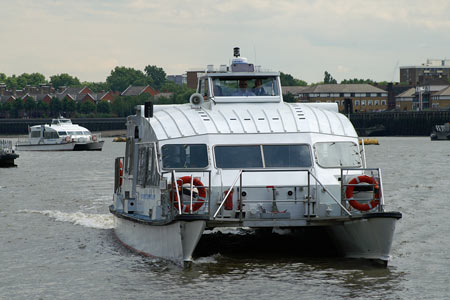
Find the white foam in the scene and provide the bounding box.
[19,209,114,229]
[193,254,219,264]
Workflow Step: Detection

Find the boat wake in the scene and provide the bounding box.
[19,209,114,229]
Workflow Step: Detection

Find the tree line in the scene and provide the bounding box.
[0,65,176,93]
[1,65,394,118]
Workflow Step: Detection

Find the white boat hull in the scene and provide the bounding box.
[16,143,76,151]
[327,213,400,264]
[113,216,206,266]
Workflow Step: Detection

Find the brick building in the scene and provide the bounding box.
[292,84,388,112]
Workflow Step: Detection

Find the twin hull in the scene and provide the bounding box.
[112,212,400,266]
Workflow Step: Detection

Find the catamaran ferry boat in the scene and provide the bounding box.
[110,48,402,267]
[16,117,104,151]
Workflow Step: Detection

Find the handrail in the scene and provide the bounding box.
[163,170,212,216]
[213,168,352,219]
[190,175,194,214]
[340,167,384,213]
[213,170,242,218]
[171,170,182,215]
[377,168,385,211]
[308,171,352,216]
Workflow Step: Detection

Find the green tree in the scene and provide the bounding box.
[0,73,6,83]
[50,73,81,89]
[97,101,112,114]
[324,71,337,84]
[82,81,109,93]
[144,65,166,90]
[340,78,375,84]
[36,100,49,117]
[6,75,19,90]
[11,98,24,118]
[62,98,76,117]
[23,97,36,117]
[17,73,47,88]
[280,72,307,86]
[283,92,296,103]
[1,101,12,117]
[80,101,96,114]
[49,97,62,117]
[106,66,150,92]
[111,97,127,117]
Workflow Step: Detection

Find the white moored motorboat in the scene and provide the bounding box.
[16,117,104,151]
[110,48,402,267]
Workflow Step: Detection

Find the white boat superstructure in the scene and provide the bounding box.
[110,48,401,266]
[16,117,104,151]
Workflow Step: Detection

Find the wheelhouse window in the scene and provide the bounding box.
[31,131,40,138]
[215,145,262,168]
[137,143,160,187]
[44,131,59,139]
[162,144,208,169]
[314,142,361,168]
[214,144,312,169]
[211,76,279,97]
[263,145,312,168]
[58,131,67,136]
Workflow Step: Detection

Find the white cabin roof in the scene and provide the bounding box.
[148,103,357,140]
[30,119,90,132]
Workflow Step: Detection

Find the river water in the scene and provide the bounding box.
[0,137,449,300]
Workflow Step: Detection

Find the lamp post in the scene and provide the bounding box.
[417,87,425,111]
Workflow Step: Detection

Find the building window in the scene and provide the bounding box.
[381,100,387,105]
[361,100,366,106]
[374,100,379,105]
[368,100,373,106]
[355,100,360,106]
[370,93,377,97]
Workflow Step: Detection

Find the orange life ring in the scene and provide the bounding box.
[119,161,123,186]
[171,176,206,213]
[345,175,380,211]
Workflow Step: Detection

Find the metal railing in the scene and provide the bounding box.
[0,140,14,153]
[340,168,384,212]
[163,170,212,216]
[213,169,352,220]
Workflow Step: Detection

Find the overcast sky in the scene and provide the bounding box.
[1,0,450,84]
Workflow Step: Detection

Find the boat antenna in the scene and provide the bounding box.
[253,44,257,66]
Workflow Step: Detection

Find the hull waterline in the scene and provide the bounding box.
[113,215,205,266]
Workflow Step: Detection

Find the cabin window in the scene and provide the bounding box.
[44,131,59,139]
[137,144,160,187]
[58,131,67,136]
[214,144,312,168]
[162,144,208,169]
[215,145,262,168]
[263,145,312,168]
[211,76,279,97]
[31,131,40,138]
[314,142,361,168]
[125,137,135,173]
